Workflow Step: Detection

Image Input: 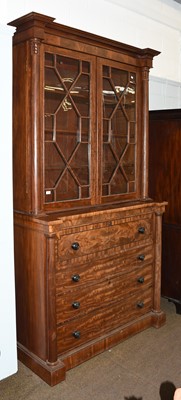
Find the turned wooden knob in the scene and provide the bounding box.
[72,274,80,282]
[71,242,80,250]
[73,331,81,339]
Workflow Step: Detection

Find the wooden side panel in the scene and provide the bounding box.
[14,222,47,360]
[13,41,32,212]
[13,39,43,215]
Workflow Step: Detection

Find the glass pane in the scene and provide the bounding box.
[123,84,136,121]
[82,61,90,73]
[129,181,135,192]
[111,107,128,158]
[130,72,136,84]
[81,118,89,142]
[103,66,110,77]
[56,132,78,161]
[102,144,117,184]
[45,131,53,141]
[45,53,54,67]
[70,143,89,185]
[56,170,79,201]
[45,68,65,92]
[45,189,54,203]
[102,185,109,196]
[103,119,109,136]
[111,107,128,135]
[110,168,127,194]
[71,74,90,116]
[130,122,136,143]
[45,68,65,115]
[45,142,65,188]
[56,98,79,133]
[45,142,65,170]
[81,186,90,198]
[44,52,91,204]
[111,68,128,97]
[56,56,79,89]
[122,144,135,181]
[45,114,54,132]
[102,64,137,197]
[45,90,64,115]
[103,79,117,118]
[45,169,60,189]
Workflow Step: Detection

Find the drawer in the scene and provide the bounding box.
[57,214,153,261]
[56,264,153,324]
[57,287,153,355]
[56,244,154,292]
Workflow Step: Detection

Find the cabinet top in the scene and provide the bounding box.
[8,11,160,61]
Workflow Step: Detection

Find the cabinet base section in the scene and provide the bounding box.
[18,310,166,386]
[18,344,66,386]
[60,310,166,371]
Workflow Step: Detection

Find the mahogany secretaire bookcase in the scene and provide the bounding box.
[9,12,166,386]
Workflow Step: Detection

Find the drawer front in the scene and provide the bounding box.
[56,244,154,292]
[56,264,153,323]
[57,214,153,261]
[57,287,153,355]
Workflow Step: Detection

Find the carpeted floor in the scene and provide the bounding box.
[0,298,181,400]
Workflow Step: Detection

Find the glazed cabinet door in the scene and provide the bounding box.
[97,58,142,204]
[43,51,142,210]
[43,46,97,211]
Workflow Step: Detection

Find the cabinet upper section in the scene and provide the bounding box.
[8,12,159,63]
[9,12,160,215]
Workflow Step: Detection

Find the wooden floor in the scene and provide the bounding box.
[0,298,181,400]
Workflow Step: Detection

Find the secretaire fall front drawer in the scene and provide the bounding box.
[57,214,153,261]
